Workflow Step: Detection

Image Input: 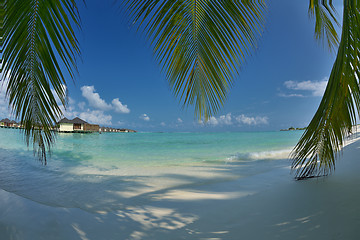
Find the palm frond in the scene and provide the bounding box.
[291,0,360,179]
[309,0,340,52]
[1,0,81,163]
[123,0,266,120]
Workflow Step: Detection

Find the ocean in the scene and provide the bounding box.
[0,128,303,213]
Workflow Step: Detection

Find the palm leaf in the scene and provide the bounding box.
[291,0,360,179]
[309,0,340,52]
[123,0,266,120]
[1,0,81,163]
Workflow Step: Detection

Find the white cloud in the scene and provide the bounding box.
[278,93,304,98]
[283,78,328,97]
[177,118,183,123]
[81,86,112,110]
[0,78,11,118]
[81,85,130,114]
[78,102,86,110]
[219,113,232,125]
[59,106,112,126]
[208,116,219,126]
[56,85,128,126]
[208,113,233,126]
[0,90,10,118]
[200,113,268,127]
[68,97,75,106]
[112,98,130,114]
[160,122,166,126]
[79,110,112,126]
[140,113,150,121]
[235,114,269,125]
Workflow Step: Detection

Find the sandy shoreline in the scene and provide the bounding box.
[1,134,360,239]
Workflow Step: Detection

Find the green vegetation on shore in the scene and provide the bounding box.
[280,127,307,131]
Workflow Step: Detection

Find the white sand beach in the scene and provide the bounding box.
[1,133,360,240]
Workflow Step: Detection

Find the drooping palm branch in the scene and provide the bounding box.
[123,0,266,120]
[309,0,340,52]
[291,0,360,179]
[1,0,81,163]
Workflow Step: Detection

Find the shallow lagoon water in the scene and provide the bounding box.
[0,128,303,212]
[3,128,360,240]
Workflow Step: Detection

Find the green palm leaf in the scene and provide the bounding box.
[123,0,266,120]
[309,0,340,52]
[1,0,81,163]
[291,0,360,179]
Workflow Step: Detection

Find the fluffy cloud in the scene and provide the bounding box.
[0,89,11,118]
[78,102,86,110]
[177,118,183,123]
[68,97,76,106]
[208,116,219,125]
[112,98,130,114]
[79,110,112,126]
[81,85,130,114]
[283,78,328,97]
[81,86,112,110]
[203,113,268,126]
[160,122,166,126]
[235,114,268,125]
[278,93,304,98]
[208,113,233,126]
[140,113,150,121]
[0,78,11,118]
[219,113,232,125]
[54,85,130,126]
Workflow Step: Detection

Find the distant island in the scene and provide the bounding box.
[280,127,307,131]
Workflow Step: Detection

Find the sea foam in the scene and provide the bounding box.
[226,148,292,162]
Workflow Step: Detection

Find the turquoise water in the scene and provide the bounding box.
[0,128,303,212]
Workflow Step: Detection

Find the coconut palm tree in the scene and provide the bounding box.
[1,0,359,179]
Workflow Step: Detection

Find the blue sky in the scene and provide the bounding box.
[0,1,342,132]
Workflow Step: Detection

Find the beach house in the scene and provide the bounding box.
[0,118,11,127]
[10,120,18,128]
[58,117,99,133]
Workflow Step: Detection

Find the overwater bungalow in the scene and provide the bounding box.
[0,118,11,127]
[0,118,20,128]
[99,127,136,133]
[10,120,18,128]
[58,117,99,133]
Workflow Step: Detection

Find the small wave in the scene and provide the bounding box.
[226,149,292,163]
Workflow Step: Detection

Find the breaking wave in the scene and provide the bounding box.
[226,149,292,163]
